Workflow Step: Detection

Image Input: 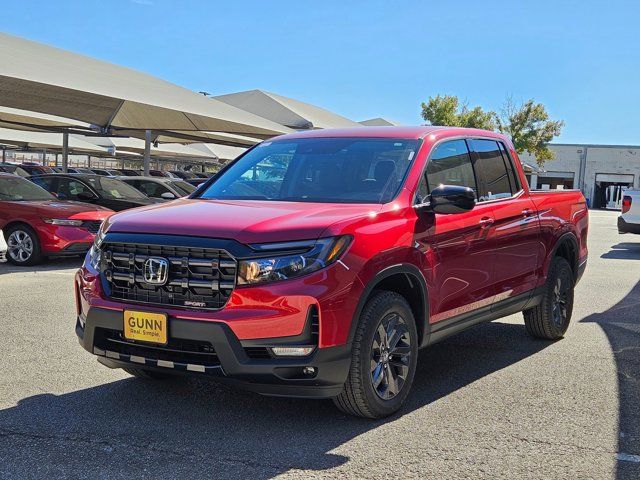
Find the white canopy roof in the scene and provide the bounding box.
[76,136,217,160]
[0,128,107,154]
[0,33,292,139]
[189,143,246,162]
[359,118,403,126]
[214,90,361,130]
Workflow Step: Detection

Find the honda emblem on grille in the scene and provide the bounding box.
[143,257,169,285]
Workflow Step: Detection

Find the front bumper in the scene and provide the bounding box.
[36,223,96,255]
[618,216,640,234]
[76,307,351,398]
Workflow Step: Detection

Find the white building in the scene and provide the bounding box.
[519,143,640,209]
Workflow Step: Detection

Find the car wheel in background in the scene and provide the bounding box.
[5,224,43,266]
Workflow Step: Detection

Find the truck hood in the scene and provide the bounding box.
[105,198,382,244]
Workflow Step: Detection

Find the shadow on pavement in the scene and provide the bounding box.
[0,257,83,275]
[0,321,552,478]
[581,280,640,480]
[601,242,640,260]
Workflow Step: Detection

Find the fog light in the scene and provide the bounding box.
[302,367,316,376]
[270,346,315,357]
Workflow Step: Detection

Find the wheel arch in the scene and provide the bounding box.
[349,264,430,348]
[3,220,38,237]
[549,232,579,282]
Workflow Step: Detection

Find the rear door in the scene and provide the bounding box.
[414,139,497,325]
[469,139,541,306]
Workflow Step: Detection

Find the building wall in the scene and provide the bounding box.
[518,144,640,206]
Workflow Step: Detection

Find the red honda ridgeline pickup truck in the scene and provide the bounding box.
[75,127,588,418]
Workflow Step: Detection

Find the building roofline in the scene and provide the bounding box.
[550,142,640,149]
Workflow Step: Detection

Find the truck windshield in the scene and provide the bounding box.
[198,137,420,203]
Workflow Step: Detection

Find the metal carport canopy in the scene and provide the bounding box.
[77,136,218,160]
[0,106,264,148]
[0,33,292,172]
[0,127,107,155]
[214,89,362,130]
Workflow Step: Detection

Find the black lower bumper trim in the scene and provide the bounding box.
[76,307,351,398]
[49,242,91,257]
[618,216,640,234]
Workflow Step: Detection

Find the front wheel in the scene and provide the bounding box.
[5,225,43,266]
[523,257,574,340]
[333,291,418,418]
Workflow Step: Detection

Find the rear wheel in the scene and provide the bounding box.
[523,257,574,340]
[334,291,418,418]
[5,225,43,266]
[122,367,175,380]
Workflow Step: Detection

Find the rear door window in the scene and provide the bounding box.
[498,142,520,192]
[470,139,513,201]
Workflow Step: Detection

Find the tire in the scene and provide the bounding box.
[333,291,418,419]
[122,367,175,380]
[523,257,574,340]
[5,224,43,266]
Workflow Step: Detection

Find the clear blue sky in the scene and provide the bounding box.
[3,0,640,144]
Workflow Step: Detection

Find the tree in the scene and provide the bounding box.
[420,95,496,130]
[420,94,564,165]
[496,98,564,165]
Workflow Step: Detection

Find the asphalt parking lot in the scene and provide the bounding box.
[0,209,638,479]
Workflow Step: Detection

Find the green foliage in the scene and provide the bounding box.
[496,98,564,165]
[420,94,564,165]
[421,95,496,130]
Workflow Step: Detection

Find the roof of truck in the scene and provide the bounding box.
[272,125,510,142]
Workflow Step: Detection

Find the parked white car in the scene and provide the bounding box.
[619,189,640,234]
[0,229,7,261]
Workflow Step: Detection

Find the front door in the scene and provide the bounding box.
[414,139,497,326]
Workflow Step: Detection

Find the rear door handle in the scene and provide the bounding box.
[479,217,494,228]
[522,208,534,217]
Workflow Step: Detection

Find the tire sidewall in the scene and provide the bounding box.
[5,224,42,266]
[357,292,419,417]
[544,258,574,337]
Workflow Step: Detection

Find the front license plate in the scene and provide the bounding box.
[123,310,168,345]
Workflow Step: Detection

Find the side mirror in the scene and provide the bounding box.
[428,185,476,214]
[160,192,176,200]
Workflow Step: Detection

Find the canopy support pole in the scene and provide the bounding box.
[62,132,69,173]
[42,149,47,166]
[143,129,151,176]
[87,155,92,168]
[2,148,6,162]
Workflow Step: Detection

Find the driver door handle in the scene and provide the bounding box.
[479,217,494,228]
[522,208,534,217]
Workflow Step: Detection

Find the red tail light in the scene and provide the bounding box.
[622,196,632,214]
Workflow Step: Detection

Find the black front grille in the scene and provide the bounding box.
[101,241,237,310]
[82,220,103,234]
[94,328,220,366]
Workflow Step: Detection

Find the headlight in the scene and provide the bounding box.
[87,225,105,270]
[238,236,352,285]
[43,218,83,226]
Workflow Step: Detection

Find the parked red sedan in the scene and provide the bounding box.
[0,173,113,265]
